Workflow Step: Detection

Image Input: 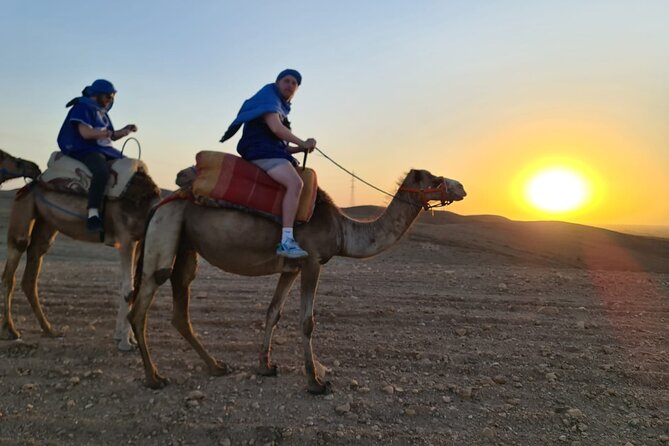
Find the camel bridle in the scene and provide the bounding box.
[398,180,453,211]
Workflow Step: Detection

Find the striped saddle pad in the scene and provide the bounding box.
[192,151,318,223]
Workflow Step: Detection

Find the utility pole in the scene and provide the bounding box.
[350,170,355,207]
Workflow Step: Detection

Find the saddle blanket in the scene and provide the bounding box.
[39,152,148,199]
[192,151,317,223]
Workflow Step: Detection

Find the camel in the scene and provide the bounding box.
[1,167,160,351]
[128,168,466,393]
[0,149,41,184]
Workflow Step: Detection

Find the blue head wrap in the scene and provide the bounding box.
[82,79,117,97]
[276,69,302,85]
[220,83,291,143]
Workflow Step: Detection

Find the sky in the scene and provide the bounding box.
[1,0,667,227]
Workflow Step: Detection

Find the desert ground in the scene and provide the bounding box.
[0,189,668,446]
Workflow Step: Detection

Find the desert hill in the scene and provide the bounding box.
[1,190,667,272]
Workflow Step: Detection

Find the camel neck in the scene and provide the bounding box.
[339,192,422,258]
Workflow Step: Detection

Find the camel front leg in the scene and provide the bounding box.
[1,245,25,340]
[170,246,229,376]
[258,271,299,376]
[1,193,35,340]
[114,239,137,351]
[299,262,330,394]
[20,220,59,337]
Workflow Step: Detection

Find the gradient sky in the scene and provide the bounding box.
[1,1,667,226]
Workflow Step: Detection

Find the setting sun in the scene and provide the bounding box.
[525,167,589,213]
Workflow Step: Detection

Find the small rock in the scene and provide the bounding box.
[546,372,558,382]
[186,390,205,401]
[575,321,586,329]
[220,439,232,446]
[382,385,394,395]
[349,379,359,390]
[455,328,467,337]
[566,408,584,419]
[335,403,350,415]
[492,375,507,384]
[558,435,567,442]
[481,427,495,439]
[69,377,80,385]
[658,434,669,443]
[498,283,508,292]
[404,408,416,416]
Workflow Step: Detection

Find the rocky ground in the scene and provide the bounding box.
[1,196,668,445]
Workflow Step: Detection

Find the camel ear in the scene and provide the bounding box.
[411,169,424,184]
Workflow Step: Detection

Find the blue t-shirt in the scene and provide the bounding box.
[57,97,123,159]
[237,117,295,163]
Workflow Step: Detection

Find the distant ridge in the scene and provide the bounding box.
[1,190,667,272]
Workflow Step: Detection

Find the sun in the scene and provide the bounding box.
[525,167,589,213]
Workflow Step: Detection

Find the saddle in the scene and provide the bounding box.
[38,152,149,199]
[190,151,318,223]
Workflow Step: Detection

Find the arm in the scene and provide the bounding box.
[111,124,138,141]
[78,123,111,140]
[263,113,316,153]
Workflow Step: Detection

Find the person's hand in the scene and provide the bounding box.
[124,124,138,133]
[302,138,317,153]
[100,129,113,138]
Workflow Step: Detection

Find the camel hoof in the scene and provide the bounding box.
[117,340,137,352]
[257,363,278,377]
[146,374,169,389]
[43,328,63,338]
[0,324,21,340]
[307,380,332,395]
[208,361,230,376]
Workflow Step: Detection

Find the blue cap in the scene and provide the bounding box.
[83,79,117,97]
[276,69,302,86]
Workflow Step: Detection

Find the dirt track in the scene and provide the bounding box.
[1,199,669,445]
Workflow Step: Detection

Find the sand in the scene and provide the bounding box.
[0,189,668,445]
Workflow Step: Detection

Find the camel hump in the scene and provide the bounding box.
[190,150,318,223]
[38,152,149,199]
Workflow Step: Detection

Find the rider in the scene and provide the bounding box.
[220,69,317,259]
[57,79,137,233]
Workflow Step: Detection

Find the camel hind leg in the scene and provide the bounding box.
[258,271,299,376]
[1,191,36,340]
[20,219,59,337]
[170,245,230,376]
[114,239,137,351]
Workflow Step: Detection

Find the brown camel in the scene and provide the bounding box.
[1,170,160,351]
[0,149,41,184]
[128,168,466,393]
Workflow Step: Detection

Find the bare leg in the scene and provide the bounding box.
[265,163,303,228]
[299,261,330,394]
[258,271,299,376]
[114,239,137,351]
[170,246,229,376]
[20,219,59,337]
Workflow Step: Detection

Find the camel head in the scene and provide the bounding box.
[0,149,41,184]
[399,169,466,210]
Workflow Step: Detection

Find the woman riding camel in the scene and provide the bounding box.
[57,79,137,233]
[220,69,317,259]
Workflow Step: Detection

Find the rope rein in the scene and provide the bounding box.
[308,147,452,210]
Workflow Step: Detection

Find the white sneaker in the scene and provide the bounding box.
[276,238,308,259]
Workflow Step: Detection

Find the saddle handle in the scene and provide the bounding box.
[121,137,142,160]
